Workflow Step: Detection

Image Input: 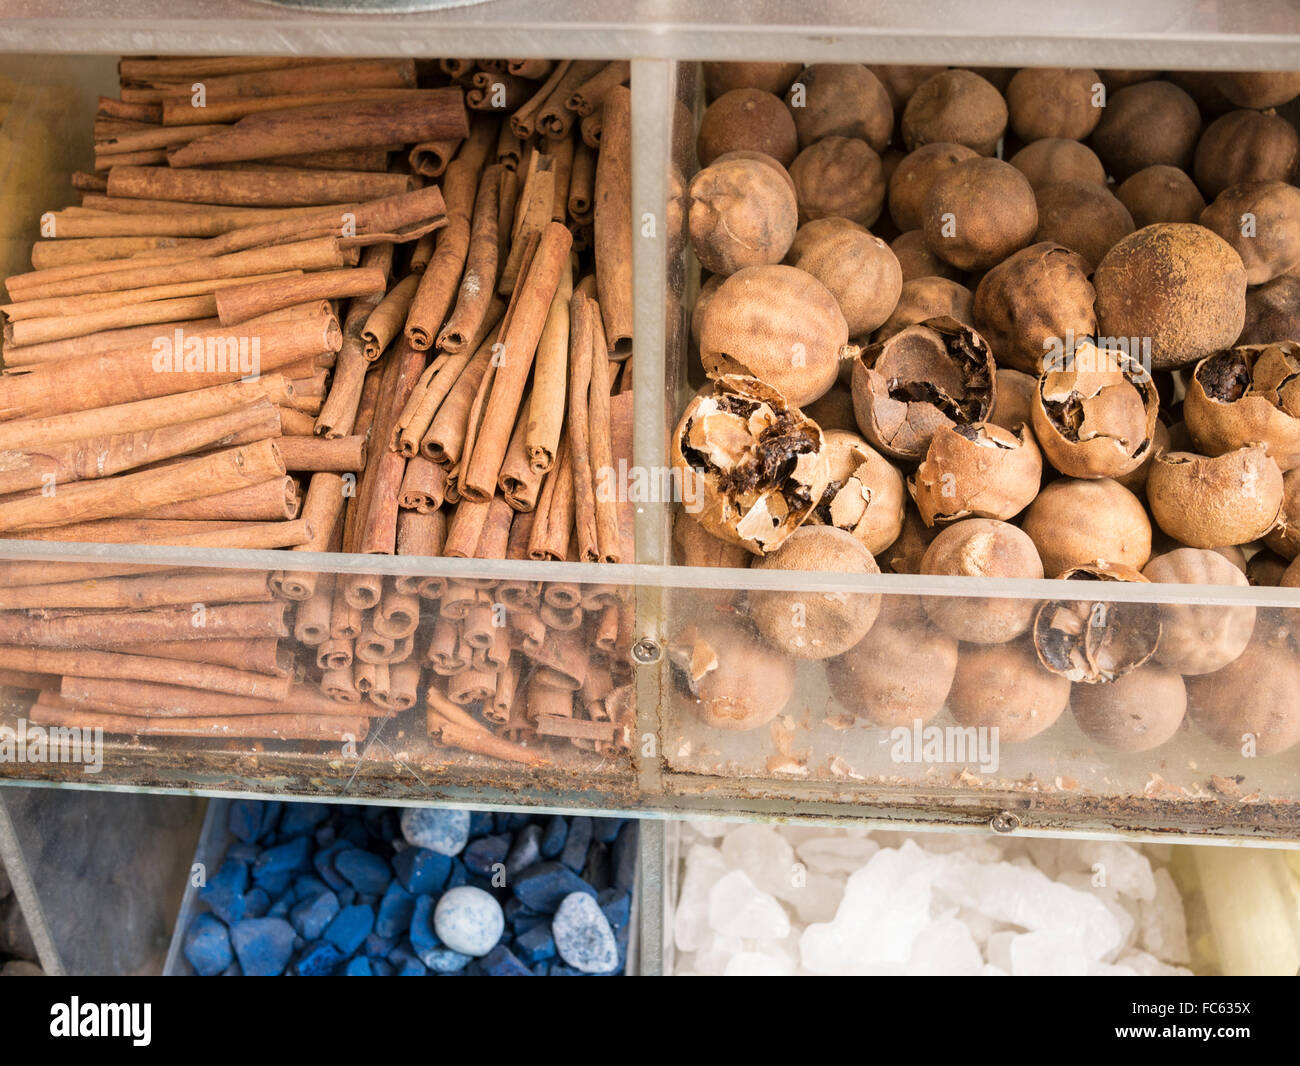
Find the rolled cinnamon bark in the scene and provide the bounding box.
[330,579,364,640]
[496,124,522,171]
[537,60,605,140]
[30,203,343,241]
[119,55,350,79]
[99,96,163,123]
[128,476,298,522]
[320,665,360,703]
[581,111,602,149]
[6,295,205,348]
[587,303,620,563]
[508,59,554,80]
[216,266,385,326]
[361,274,419,360]
[276,435,366,472]
[499,152,556,295]
[0,375,291,451]
[294,572,334,644]
[467,71,533,112]
[31,699,371,742]
[395,509,445,594]
[593,84,632,357]
[528,437,575,560]
[0,569,272,611]
[277,407,317,435]
[160,88,421,127]
[167,89,467,168]
[317,637,353,672]
[0,439,284,533]
[315,294,380,438]
[426,619,467,675]
[432,715,548,766]
[0,308,340,421]
[443,496,492,558]
[409,138,461,178]
[30,235,201,270]
[355,623,395,664]
[567,61,630,116]
[107,165,414,208]
[112,637,286,676]
[461,222,572,502]
[396,299,503,457]
[476,495,514,560]
[397,456,447,512]
[356,338,425,555]
[0,601,287,647]
[97,122,229,155]
[403,158,477,351]
[523,256,572,475]
[374,583,420,639]
[0,645,289,699]
[124,58,416,103]
[384,661,421,711]
[568,291,600,561]
[609,388,636,563]
[437,164,503,353]
[511,61,571,140]
[447,665,497,705]
[0,399,280,496]
[498,393,543,511]
[13,237,352,302]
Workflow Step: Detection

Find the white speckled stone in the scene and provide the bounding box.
[553,892,618,974]
[433,886,503,957]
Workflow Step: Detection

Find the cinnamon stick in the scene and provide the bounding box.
[107,165,415,208]
[593,84,633,357]
[215,266,385,326]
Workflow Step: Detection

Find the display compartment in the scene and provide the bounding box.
[0,49,1299,844]
[661,818,1300,976]
[165,797,640,976]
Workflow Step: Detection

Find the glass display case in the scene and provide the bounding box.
[0,0,1298,980]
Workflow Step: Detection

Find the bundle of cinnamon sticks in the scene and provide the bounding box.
[0,53,636,766]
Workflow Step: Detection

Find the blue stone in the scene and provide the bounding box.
[513,861,597,914]
[334,848,392,894]
[598,888,631,930]
[468,810,495,837]
[337,887,357,908]
[268,895,294,920]
[433,886,504,956]
[183,913,232,976]
[293,874,330,900]
[400,807,470,856]
[492,812,512,833]
[314,825,336,848]
[514,923,557,964]
[257,802,282,842]
[312,840,351,891]
[612,822,638,892]
[591,817,625,844]
[397,959,426,976]
[230,917,295,977]
[503,813,532,832]
[472,945,532,976]
[530,961,550,976]
[228,801,263,844]
[548,961,587,976]
[552,892,619,974]
[513,911,548,937]
[296,940,346,977]
[290,890,339,941]
[582,841,611,892]
[446,858,469,890]
[421,947,471,974]
[225,842,261,864]
[393,847,451,895]
[540,816,568,859]
[243,886,271,919]
[253,836,311,883]
[278,802,329,838]
[255,870,293,899]
[339,818,370,849]
[344,956,372,976]
[323,904,374,955]
[222,961,242,977]
[375,881,415,938]
[560,817,593,872]
[200,858,249,925]
[463,833,511,876]
[370,959,395,977]
[409,895,439,957]
[364,932,397,958]
[505,825,543,878]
